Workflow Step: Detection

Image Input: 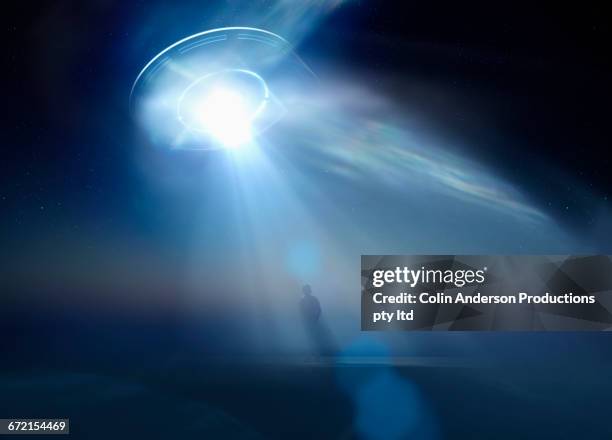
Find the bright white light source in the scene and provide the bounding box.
[177,69,271,149]
[197,87,252,148]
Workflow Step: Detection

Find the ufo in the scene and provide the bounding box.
[130,27,316,150]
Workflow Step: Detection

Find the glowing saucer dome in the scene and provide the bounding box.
[130,27,315,150]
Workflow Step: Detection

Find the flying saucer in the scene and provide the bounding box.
[130,27,316,150]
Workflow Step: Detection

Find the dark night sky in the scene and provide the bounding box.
[319,2,612,228]
[1,1,611,304]
[3,0,611,234]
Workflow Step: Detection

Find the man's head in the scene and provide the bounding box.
[302,284,312,296]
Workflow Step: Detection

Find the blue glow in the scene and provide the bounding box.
[354,369,439,440]
[336,337,439,440]
[286,241,321,281]
[130,27,314,150]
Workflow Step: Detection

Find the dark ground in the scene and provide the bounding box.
[2,357,611,439]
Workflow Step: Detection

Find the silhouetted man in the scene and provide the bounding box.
[300,284,338,359]
[300,284,321,325]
